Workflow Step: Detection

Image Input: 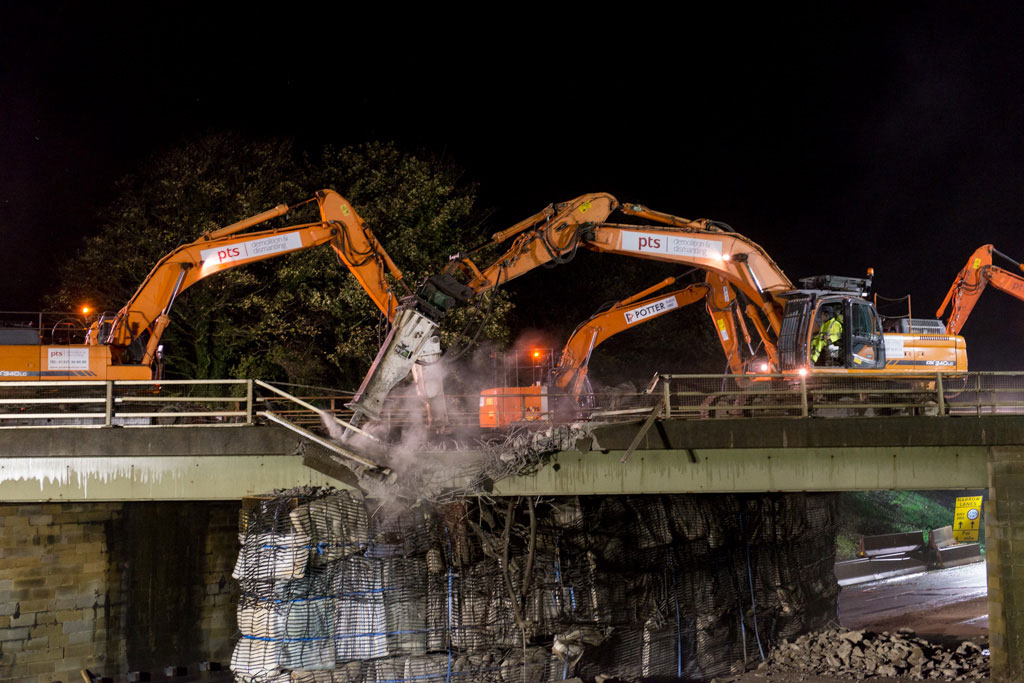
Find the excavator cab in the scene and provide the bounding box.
[845,298,887,369]
[778,284,886,373]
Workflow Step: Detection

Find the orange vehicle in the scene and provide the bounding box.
[479,274,748,428]
[0,190,405,380]
[347,192,967,427]
[937,244,1024,335]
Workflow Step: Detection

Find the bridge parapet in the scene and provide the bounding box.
[1,372,1022,431]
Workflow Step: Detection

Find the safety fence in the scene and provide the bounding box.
[0,372,1022,429]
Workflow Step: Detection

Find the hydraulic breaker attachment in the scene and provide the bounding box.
[346,306,440,425]
[411,335,449,428]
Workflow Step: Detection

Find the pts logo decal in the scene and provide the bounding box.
[622,232,668,254]
[216,247,241,263]
[622,232,723,260]
[199,233,302,267]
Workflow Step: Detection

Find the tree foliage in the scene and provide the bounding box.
[47,135,510,387]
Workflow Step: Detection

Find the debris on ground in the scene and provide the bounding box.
[756,626,988,680]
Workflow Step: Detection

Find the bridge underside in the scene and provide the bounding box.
[477,416,1010,495]
[1,415,1018,501]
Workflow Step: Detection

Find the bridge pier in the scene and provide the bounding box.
[987,446,1024,681]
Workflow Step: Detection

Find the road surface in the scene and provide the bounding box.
[839,561,988,640]
[732,563,989,681]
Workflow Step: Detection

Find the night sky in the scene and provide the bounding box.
[2,4,1023,369]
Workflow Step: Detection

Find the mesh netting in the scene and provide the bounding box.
[231,490,839,682]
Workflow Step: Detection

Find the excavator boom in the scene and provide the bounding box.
[938,244,1024,335]
[445,194,793,337]
[480,271,765,427]
[1,190,404,381]
[348,191,971,432]
[108,190,404,347]
[349,192,798,425]
[552,281,711,394]
[318,190,408,321]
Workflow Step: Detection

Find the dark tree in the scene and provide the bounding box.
[47,135,510,387]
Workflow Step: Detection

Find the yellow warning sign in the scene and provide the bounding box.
[953,496,983,542]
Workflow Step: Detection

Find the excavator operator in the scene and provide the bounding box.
[811,306,844,366]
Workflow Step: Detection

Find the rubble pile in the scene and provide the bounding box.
[230,488,840,682]
[762,627,989,680]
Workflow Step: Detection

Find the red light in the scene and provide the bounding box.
[532,350,541,359]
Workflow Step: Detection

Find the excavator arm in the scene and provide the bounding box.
[550,279,712,399]
[347,193,795,426]
[549,271,764,394]
[93,189,405,371]
[442,194,792,335]
[445,193,621,290]
[318,190,408,321]
[937,245,1024,335]
[482,274,758,427]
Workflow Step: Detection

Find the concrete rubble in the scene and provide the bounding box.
[756,627,988,680]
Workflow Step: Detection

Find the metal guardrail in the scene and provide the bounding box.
[0,372,1022,430]
[460,372,1024,424]
[0,379,256,427]
[655,371,1024,419]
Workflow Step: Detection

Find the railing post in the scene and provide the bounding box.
[936,372,946,417]
[246,379,254,424]
[800,376,809,418]
[976,374,982,417]
[105,381,113,427]
[662,376,672,419]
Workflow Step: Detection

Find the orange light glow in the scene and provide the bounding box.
[798,367,808,377]
[532,350,542,360]
[81,306,91,315]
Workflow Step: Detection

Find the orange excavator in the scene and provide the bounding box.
[479,273,750,427]
[0,190,405,380]
[345,192,968,429]
[937,244,1024,335]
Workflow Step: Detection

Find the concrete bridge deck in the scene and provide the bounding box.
[0,415,1016,501]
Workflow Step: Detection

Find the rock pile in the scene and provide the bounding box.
[761,627,988,680]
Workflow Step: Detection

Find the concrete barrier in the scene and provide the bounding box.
[837,528,984,586]
[929,525,984,569]
[858,530,926,558]
[835,554,931,587]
